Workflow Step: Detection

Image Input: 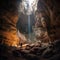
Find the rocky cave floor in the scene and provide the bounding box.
[0,40,60,60]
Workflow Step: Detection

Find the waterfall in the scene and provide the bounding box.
[18,0,38,42]
[28,15,31,41]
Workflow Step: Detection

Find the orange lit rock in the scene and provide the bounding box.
[0,0,20,46]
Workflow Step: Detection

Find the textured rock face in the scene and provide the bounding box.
[0,0,21,46]
[46,0,60,41]
[36,0,60,42]
[0,0,60,46]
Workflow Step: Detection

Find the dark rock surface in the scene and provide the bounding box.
[0,0,60,60]
[0,40,60,60]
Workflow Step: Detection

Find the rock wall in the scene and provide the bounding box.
[0,0,60,46]
[36,0,60,42]
[0,0,21,46]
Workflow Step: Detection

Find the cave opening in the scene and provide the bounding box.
[1,0,60,60]
[16,0,38,43]
[16,0,50,45]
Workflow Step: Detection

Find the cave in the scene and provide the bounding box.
[16,0,51,44]
[0,0,60,60]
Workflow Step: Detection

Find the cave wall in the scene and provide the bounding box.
[36,0,60,42]
[0,0,22,46]
[0,0,60,46]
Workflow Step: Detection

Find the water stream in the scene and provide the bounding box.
[17,0,38,42]
[28,15,31,41]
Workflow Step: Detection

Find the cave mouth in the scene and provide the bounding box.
[16,0,49,44]
[16,0,38,43]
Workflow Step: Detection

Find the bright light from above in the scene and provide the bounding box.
[19,0,38,15]
[28,0,34,6]
[25,0,37,7]
[23,0,35,15]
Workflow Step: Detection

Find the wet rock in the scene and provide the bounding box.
[49,54,60,60]
[42,47,54,58]
[12,50,21,57]
[23,54,39,60]
[53,40,60,49]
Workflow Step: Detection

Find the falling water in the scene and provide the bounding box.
[18,0,38,42]
[28,15,31,41]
